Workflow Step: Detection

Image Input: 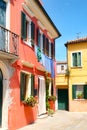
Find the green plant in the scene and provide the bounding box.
[65,68,70,76]
[24,96,37,107]
[48,95,57,101]
[47,108,54,116]
[77,92,83,99]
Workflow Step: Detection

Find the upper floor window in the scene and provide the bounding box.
[72,52,81,67]
[21,11,35,46]
[61,65,64,71]
[0,0,6,27]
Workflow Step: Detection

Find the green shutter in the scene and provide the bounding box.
[51,43,53,59]
[31,21,35,40]
[21,11,26,39]
[20,72,26,100]
[31,74,34,96]
[72,85,76,99]
[84,85,87,99]
[77,52,81,66]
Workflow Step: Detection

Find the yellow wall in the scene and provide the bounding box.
[55,74,68,88]
[67,41,87,112]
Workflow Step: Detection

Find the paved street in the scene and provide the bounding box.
[18,110,87,130]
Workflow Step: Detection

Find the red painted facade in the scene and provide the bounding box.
[0,0,61,129]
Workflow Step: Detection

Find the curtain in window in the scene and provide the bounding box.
[25,74,31,98]
[38,77,46,115]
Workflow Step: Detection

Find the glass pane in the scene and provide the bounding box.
[72,53,77,66]
[77,52,81,66]
[76,85,84,99]
[0,0,6,26]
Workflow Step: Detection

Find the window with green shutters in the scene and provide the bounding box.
[21,11,35,46]
[72,52,81,67]
[72,85,87,99]
[21,12,26,40]
[20,72,35,101]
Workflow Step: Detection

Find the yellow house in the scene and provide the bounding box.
[56,61,69,110]
[65,37,87,112]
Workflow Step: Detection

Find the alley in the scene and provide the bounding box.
[18,110,87,130]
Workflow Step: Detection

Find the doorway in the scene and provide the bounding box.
[58,89,68,110]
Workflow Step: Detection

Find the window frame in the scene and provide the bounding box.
[71,51,82,67]
[21,11,35,47]
[20,71,35,101]
[72,84,87,100]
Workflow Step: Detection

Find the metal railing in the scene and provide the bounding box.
[0,25,19,56]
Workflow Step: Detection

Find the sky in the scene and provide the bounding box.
[42,0,87,61]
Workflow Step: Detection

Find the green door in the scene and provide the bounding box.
[58,89,68,110]
[0,69,3,126]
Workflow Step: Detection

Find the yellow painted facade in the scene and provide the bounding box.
[56,74,68,88]
[67,39,87,112]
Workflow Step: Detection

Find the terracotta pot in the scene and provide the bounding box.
[48,101,55,111]
[24,105,37,124]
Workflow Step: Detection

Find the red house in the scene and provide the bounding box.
[0,0,61,129]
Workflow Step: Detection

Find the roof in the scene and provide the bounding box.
[35,0,61,38]
[56,61,67,64]
[65,37,87,47]
[25,0,61,39]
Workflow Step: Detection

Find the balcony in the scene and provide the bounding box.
[0,25,19,61]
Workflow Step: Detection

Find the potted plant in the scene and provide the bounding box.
[48,95,57,101]
[48,95,57,111]
[24,96,37,107]
[77,92,83,99]
[23,96,37,124]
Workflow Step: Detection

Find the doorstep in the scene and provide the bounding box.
[38,114,48,119]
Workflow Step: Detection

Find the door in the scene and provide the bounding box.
[58,89,68,110]
[0,69,3,126]
[38,77,46,115]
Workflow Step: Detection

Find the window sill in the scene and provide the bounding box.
[71,66,82,69]
[23,39,34,48]
[74,99,86,101]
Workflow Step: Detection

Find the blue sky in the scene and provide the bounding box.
[42,0,87,61]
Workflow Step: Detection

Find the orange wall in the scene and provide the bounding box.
[9,0,55,129]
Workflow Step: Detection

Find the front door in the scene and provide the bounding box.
[58,89,68,110]
[0,69,3,126]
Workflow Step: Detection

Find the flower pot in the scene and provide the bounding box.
[24,105,37,124]
[48,101,55,111]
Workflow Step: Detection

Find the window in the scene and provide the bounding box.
[46,38,49,56]
[72,52,81,67]
[72,85,87,99]
[61,65,64,71]
[21,11,35,46]
[20,72,34,100]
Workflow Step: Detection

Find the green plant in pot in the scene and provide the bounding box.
[48,95,57,101]
[24,96,37,107]
[77,92,83,99]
